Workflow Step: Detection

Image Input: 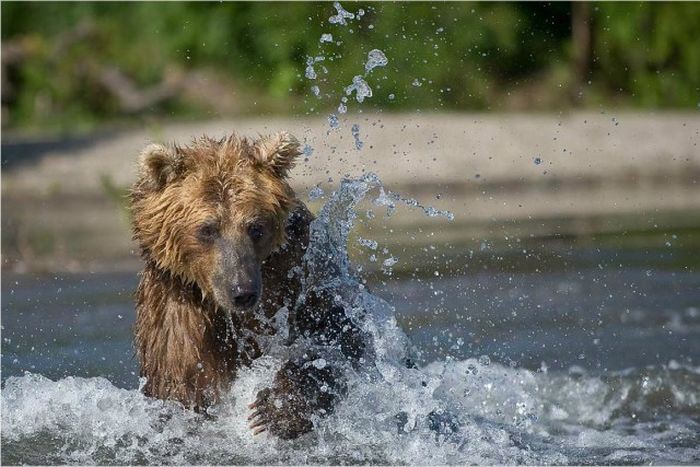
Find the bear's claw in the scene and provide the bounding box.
[247,388,272,435]
[247,386,313,439]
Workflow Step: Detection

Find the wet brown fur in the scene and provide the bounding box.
[131,132,366,439]
[131,133,308,410]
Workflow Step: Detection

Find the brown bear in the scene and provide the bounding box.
[130,132,367,439]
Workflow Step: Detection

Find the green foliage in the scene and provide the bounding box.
[593,2,700,107]
[1,2,698,131]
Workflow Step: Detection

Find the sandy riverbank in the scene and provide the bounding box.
[2,112,699,272]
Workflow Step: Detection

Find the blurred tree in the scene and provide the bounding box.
[591,2,700,107]
[571,1,591,103]
[1,1,698,132]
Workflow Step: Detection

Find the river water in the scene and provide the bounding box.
[2,175,699,465]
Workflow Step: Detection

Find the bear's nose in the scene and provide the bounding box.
[233,290,258,309]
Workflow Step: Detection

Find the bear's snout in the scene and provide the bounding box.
[211,236,264,313]
[232,286,259,309]
[224,269,262,312]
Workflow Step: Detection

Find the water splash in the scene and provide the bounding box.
[308,185,324,200]
[302,144,314,158]
[371,184,455,221]
[328,2,355,26]
[311,4,388,127]
[305,64,317,80]
[4,357,699,464]
[328,113,339,129]
[2,175,699,464]
[345,75,373,103]
[365,49,389,74]
[305,56,325,80]
[337,99,347,114]
[351,123,363,150]
[358,237,378,250]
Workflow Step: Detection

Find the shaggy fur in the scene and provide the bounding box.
[130,132,366,439]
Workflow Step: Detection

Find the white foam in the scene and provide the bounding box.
[4,360,699,464]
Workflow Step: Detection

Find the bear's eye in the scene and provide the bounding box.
[248,223,265,242]
[197,221,220,244]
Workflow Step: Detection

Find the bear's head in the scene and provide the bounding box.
[131,132,302,314]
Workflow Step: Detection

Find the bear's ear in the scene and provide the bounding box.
[138,143,184,190]
[254,132,302,178]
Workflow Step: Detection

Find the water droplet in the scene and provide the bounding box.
[382,256,398,267]
[365,49,388,74]
[351,123,363,150]
[357,237,378,250]
[309,186,324,200]
[329,1,355,25]
[345,75,373,103]
[328,113,339,128]
[305,64,317,80]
